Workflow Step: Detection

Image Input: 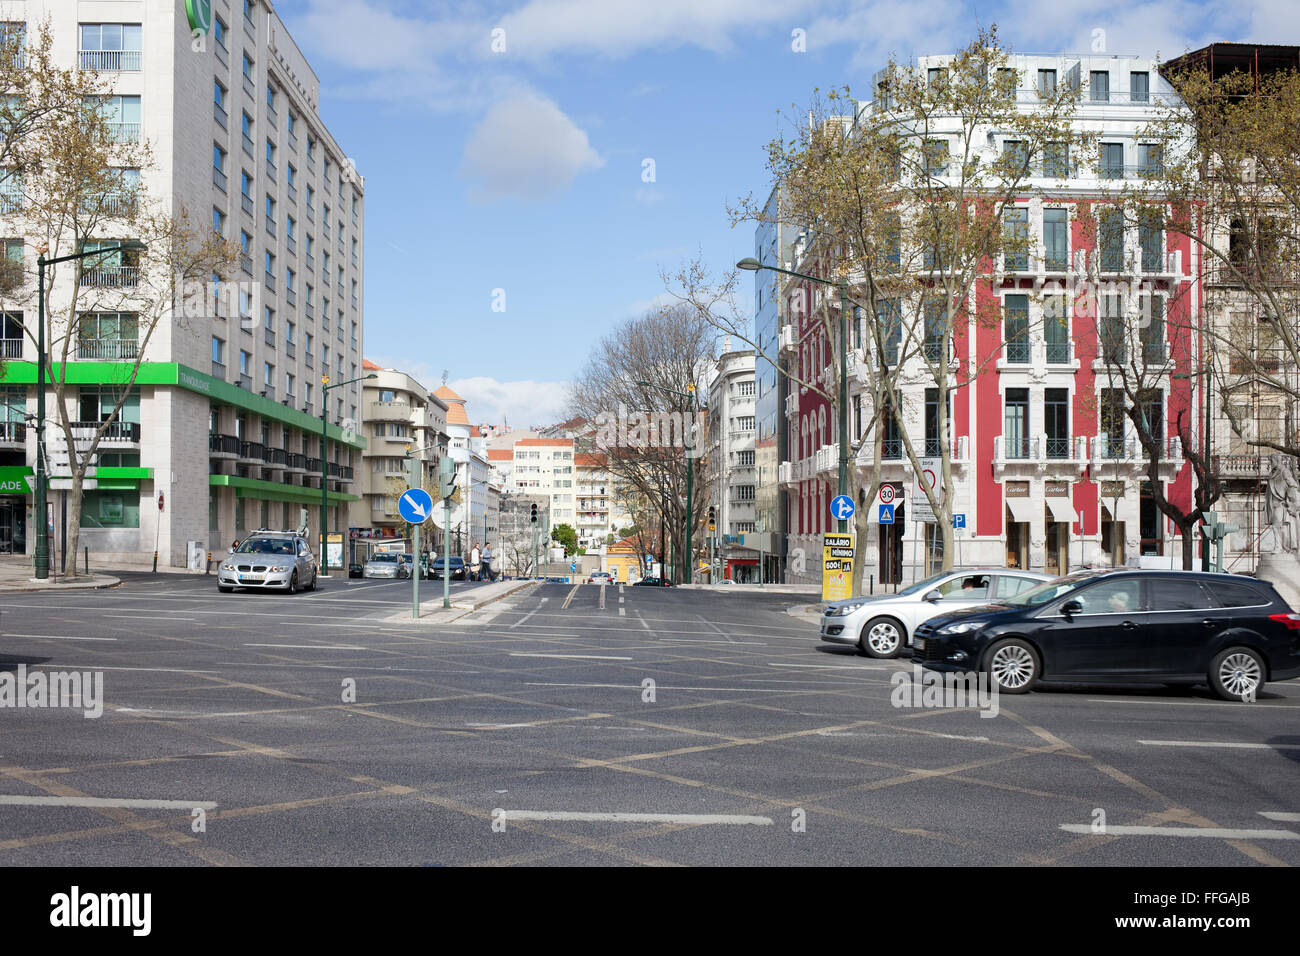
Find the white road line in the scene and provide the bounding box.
[3,634,118,642]
[619,585,625,595]
[103,615,198,622]
[698,615,736,644]
[1059,824,1299,840]
[619,608,626,617]
[510,653,633,661]
[243,643,367,651]
[561,584,581,610]
[498,810,772,826]
[523,681,810,693]
[49,665,221,674]
[512,597,548,629]
[466,722,539,729]
[1089,698,1300,707]
[659,638,766,645]
[0,796,218,811]
[1139,740,1300,751]
[1259,812,1300,822]
[769,662,888,670]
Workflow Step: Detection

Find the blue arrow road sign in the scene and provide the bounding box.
[398,487,434,524]
[569,562,578,572]
[830,495,855,521]
[879,503,895,524]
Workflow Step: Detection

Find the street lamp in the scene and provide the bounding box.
[1174,358,1215,572]
[34,240,147,579]
[319,372,376,577]
[738,256,851,533]
[638,379,700,582]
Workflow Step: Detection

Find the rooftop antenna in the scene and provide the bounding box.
[441,369,449,385]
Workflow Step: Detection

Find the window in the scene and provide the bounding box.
[212,337,224,364]
[1003,294,1029,362]
[1044,207,1068,269]
[1130,71,1150,103]
[266,138,276,166]
[1003,207,1028,270]
[239,350,250,375]
[285,320,295,344]
[1100,293,1125,363]
[928,67,948,89]
[878,299,902,365]
[264,361,274,386]
[924,388,949,456]
[78,23,142,71]
[1098,209,1124,271]
[240,170,252,198]
[1139,296,1165,363]
[1037,69,1057,96]
[1090,70,1110,102]
[244,0,256,23]
[213,207,225,235]
[1100,142,1124,179]
[213,143,227,182]
[214,17,227,51]
[1004,389,1030,458]
[1138,142,1163,177]
[1074,579,1142,615]
[242,53,254,81]
[996,67,1017,98]
[214,81,227,113]
[89,95,141,142]
[267,85,277,112]
[1002,140,1029,176]
[1139,216,1162,272]
[82,492,139,529]
[1045,389,1069,458]
[264,305,274,331]
[241,110,253,140]
[285,373,295,396]
[923,299,945,362]
[239,230,251,255]
[923,138,949,176]
[78,312,138,359]
[1100,389,1125,457]
[1043,142,1069,179]
[1044,294,1069,363]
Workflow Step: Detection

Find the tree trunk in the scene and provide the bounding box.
[1181,522,1195,570]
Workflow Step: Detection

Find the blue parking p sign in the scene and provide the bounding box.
[879,503,895,524]
[953,513,966,529]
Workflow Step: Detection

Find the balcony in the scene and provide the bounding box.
[241,194,254,217]
[367,400,411,421]
[213,167,228,192]
[1,338,21,359]
[76,338,139,360]
[79,50,142,71]
[210,433,240,456]
[1003,339,1031,364]
[239,440,265,462]
[107,123,140,143]
[79,266,139,288]
[305,457,322,473]
[339,466,354,481]
[267,447,287,466]
[73,420,139,444]
[240,253,253,276]
[1213,454,1265,479]
[0,421,26,445]
[214,102,228,129]
[285,453,307,471]
[1045,341,1072,365]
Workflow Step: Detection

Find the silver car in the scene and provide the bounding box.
[218,532,318,594]
[820,568,1051,658]
[364,552,408,579]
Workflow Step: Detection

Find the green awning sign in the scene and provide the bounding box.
[0,466,32,494]
[186,0,213,35]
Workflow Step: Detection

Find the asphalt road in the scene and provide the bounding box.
[0,573,1297,867]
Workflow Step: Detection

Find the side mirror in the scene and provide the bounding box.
[1061,600,1083,619]
[923,589,943,603]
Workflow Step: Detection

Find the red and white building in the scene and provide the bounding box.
[780,53,1200,584]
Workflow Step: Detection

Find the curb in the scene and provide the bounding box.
[383,579,538,624]
[0,576,122,593]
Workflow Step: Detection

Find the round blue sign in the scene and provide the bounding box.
[830,495,855,521]
[398,488,434,524]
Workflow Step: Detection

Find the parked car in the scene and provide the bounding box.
[364,552,406,579]
[589,571,613,585]
[820,568,1051,658]
[633,576,672,587]
[430,556,467,580]
[348,563,364,579]
[912,569,1300,700]
[218,531,318,594]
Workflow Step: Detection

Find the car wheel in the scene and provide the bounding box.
[1208,646,1266,701]
[218,585,233,593]
[860,616,904,659]
[306,571,317,591]
[984,638,1040,694]
[288,570,298,594]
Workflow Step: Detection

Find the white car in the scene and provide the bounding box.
[819,568,1052,658]
[588,571,613,585]
[219,531,319,594]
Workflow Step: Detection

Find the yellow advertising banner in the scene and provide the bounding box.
[822,532,855,602]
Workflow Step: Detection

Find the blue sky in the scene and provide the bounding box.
[272,0,1298,426]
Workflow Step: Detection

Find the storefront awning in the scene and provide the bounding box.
[1101,497,1138,525]
[1045,497,1078,523]
[1006,497,1036,524]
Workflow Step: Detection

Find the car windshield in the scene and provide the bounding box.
[238,538,295,555]
[895,571,956,597]
[1000,571,1105,607]
[370,554,398,563]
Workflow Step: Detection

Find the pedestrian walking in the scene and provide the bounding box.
[481,542,494,582]
[470,542,481,582]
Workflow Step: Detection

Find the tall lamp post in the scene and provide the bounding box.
[1174,358,1215,572]
[319,372,376,577]
[34,240,148,580]
[639,380,701,582]
[737,257,850,533]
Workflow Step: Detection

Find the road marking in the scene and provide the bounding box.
[512,596,548,629]
[510,653,633,661]
[102,615,197,622]
[1088,698,1300,707]
[1059,824,1299,840]
[619,596,624,604]
[561,585,581,610]
[599,587,605,611]
[50,665,221,674]
[619,585,625,595]
[3,634,117,642]
[524,681,809,693]
[769,662,888,670]
[619,607,626,617]
[659,638,766,645]
[1259,812,1300,822]
[243,643,367,651]
[0,796,218,811]
[1139,740,1300,751]
[497,811,772,826]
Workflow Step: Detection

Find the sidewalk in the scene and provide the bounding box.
[0,556,120,592]
[677,582,822,595]
[381,578,537,625]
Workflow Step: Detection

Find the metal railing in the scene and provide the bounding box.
[0,421,25,443]
[107,123,140,143]
[0,338,21,358]
[1046,341,1071,364]
[210,434,240,455]
[79,266,139,288]
[1004,339,1031,364]
[74,420,140,443]
[76,338,139,360]
[78,50,142,71]
[1045,436,1071,459]
[239,441,265,460]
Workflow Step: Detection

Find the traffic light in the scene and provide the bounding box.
[708,506,716,532]
[1201,511,1241,573]
[439,456,457,500]
[530,503,538,524]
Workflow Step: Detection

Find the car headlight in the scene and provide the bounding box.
[220,563,234,571]
[270,565,290,573]
[939,621,987,635]
[828,601,868,616]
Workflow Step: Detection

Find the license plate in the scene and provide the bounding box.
[913,637,925,651]
[240,575,262,583]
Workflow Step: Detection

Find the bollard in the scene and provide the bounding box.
[205,552,212,575]
[152,550,158,573]
[84,547,89,575]
[869,573,874,595]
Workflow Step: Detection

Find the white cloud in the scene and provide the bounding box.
[461,92,605,201]
[449,377,573,428]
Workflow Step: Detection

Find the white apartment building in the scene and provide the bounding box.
[574,451,633,550]
[706,348,758,581]
[512,437,575,528]
[435,385,498,554]
[779,52,1198,585]
[0,0,366,566]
